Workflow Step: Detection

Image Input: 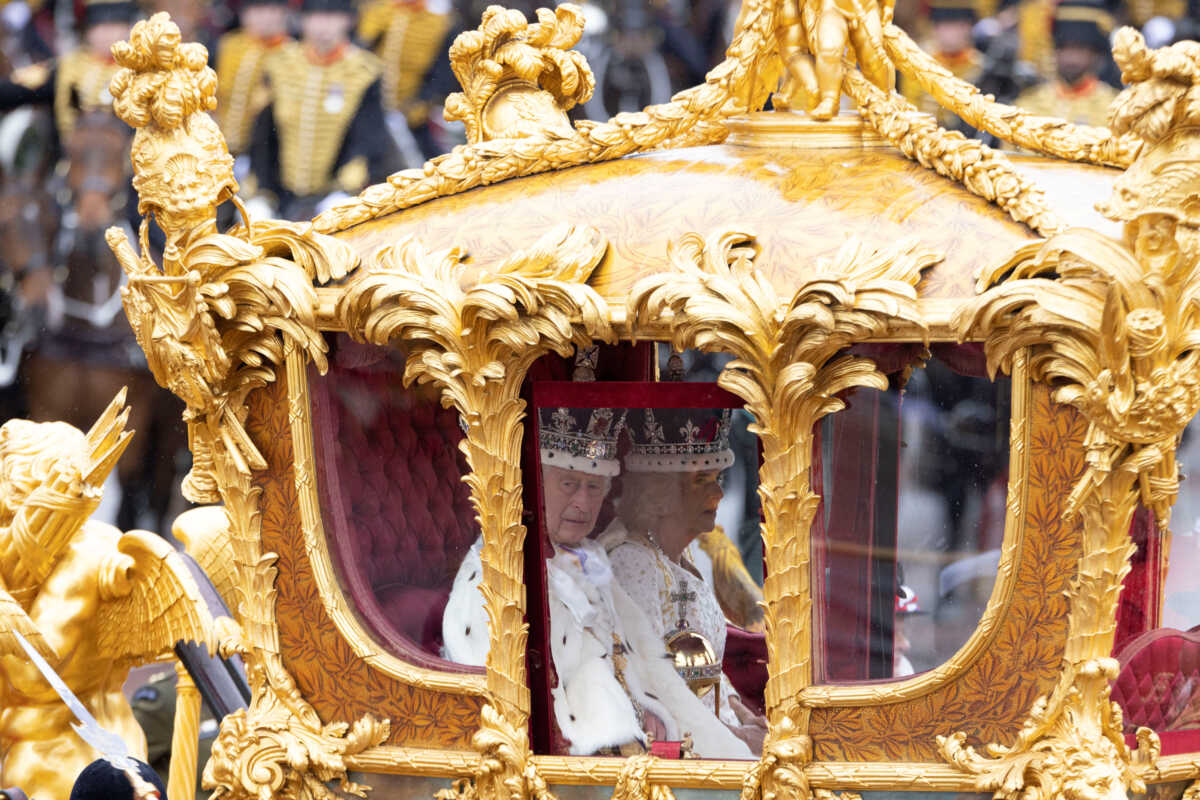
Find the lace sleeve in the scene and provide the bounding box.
[608,541,669,641]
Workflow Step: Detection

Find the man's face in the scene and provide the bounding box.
[243,4,288,38]
[1056,43,1099,87]
[301,10,351,54]
[85,21,130,58]
[933,19,973,55]
[542,464,611,546]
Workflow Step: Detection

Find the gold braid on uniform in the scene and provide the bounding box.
[310,0,780,236]
[54,51,121,142]
[372,2,451,123]
[883,24,1143,168]
[215,32,277,155]
[265,43,382,197]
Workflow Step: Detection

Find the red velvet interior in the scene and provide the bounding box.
[1114,508,1164,655]
[310,337,482,673]
[1112,626,1200,750]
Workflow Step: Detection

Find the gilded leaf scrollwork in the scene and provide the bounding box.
[628,230,937,800]
[944,28,1200,800]
[105,14,387,800]
[445,3,594,142]
[336,224,613,800]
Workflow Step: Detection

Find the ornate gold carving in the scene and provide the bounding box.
[628,229,936,800]
[336,224,612,800]
[105,15,390,800]
[768,0,892,119]
[0,391,217,800]
[614,754,676,800]
[882,25,1142,168]
[310,0,782,234]
[284,347,486,694]
[445,4,594,142]
[169,662,203,800]
[943,28,1200,800]
[842,66,1066,238]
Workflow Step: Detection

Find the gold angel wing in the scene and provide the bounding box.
[95,530,216,670]
[172,505,239,621]
[0,588,55,661]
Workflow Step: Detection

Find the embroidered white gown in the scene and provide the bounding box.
[601,523,741,727]
[441,537,751,759]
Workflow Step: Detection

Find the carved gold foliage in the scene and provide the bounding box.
[206,688,390,800]
[614,754,677,800]
[311,0,781,233]
[107,14,388,800]
[629,229,937,800]
[882,24,1142,168]
[336,224,612,800]
[943,28,1200,800]
[106,13,356,499]
[842,66,1065,238]
[445,4,593,142]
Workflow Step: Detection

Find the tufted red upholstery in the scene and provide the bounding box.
[1113,627,1200,755]
[310,339,482,672]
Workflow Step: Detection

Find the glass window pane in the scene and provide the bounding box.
[311,334,482,670]
[814,350,1011,682]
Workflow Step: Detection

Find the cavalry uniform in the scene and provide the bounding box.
[358,0,453,133]
[0,0,135,145]
[1014,0,1119,129]
[900,0,981,132]
[1014,76,1118,127]
[249,5,400,218]
[214,2,290,156]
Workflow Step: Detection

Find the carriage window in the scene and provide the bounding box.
[814,348,1011,682]
[527,381,764,759]
[309,334,482,671]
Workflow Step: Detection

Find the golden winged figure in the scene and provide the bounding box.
[0,390,216,800]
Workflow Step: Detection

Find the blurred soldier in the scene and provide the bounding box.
[0,0,140,146]
[900,0,980,131]
[1014,0,1119,127]
[248,0,401,219]
[214,0,291,156]
[358,0,454,161]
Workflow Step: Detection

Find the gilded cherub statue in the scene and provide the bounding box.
[769,0,895,119]
[0,390,216,800]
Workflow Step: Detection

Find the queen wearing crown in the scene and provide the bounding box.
[600,407,767,752]
[442,407,751,759]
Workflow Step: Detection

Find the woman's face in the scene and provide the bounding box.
[653,469,724,539]
[542,464,611,547]
[682,469,724,535]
